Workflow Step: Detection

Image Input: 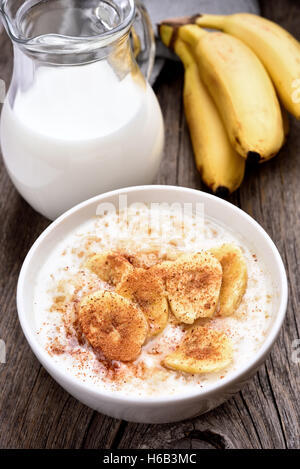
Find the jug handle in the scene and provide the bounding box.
[131,0,155,82]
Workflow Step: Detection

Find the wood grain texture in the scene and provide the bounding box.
[0,0,299,449]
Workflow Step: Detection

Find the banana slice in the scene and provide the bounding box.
[85,251,133,286]
[210,244,247,316]
[153,252,222,324]
[162,326,233,374]
[79,291,148,361]
[125,250,160,269]
[125,249,183,269]
[116,268,168,337]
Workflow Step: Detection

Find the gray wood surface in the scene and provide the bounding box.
[0,0,299,449]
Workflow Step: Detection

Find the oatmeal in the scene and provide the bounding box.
[34,205,274,397]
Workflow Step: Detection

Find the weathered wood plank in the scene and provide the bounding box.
[154,61,183,187]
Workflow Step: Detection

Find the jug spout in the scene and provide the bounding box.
[0,0,137,62]
[0,1,154,77]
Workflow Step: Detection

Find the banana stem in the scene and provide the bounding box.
[196,14,226,30]
[159,15,200,27]
[159,18,206,49]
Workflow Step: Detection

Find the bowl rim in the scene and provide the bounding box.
[17,185,288,404]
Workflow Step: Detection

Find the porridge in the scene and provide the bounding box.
[33,205,274,397]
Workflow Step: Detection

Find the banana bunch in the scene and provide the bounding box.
[159,13,300,194]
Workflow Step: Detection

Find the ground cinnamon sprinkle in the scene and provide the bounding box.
[40,215,272,396]
[50,296,67,314]
[47,337,66,355]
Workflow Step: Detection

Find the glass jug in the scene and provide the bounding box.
[0,0,164,220]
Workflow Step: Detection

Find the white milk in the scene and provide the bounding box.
[33,206,274,398]
[0,60,164,219]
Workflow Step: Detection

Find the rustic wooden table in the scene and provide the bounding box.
[0,0,299,449]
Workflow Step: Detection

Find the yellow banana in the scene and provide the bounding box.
[195,13,300,118]
[164,24,284,162]
[159,24,245,194]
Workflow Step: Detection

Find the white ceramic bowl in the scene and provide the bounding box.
[17,186,288,423]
